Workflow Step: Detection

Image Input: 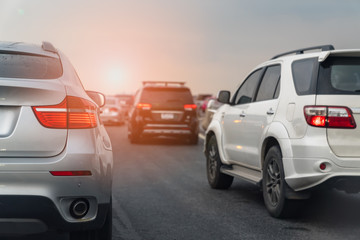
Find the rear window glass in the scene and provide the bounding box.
[318,57,360,95]
[0,53,62,79]
[106,98,118,105]
[292,57,318,95]
[141,88,194,108]
[330,63,360,91]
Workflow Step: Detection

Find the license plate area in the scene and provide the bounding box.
[0,107,21,137]
[161,113,174,120]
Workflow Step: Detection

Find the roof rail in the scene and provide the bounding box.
[42,41,57,53]
[142,81,186,87]
[271,45,335,60]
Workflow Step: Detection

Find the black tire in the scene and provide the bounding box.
[70,198,112,240]
[206,135,233,189]
[262,145,298,218]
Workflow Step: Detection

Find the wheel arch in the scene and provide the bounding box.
[261,122,293,170]
[205,119,231,165]
[261,137,280,169]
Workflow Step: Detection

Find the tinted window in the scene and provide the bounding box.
[256,65,281,102]
[331,63,360,91]
[292,58,318,95]
[0,53,62,79]
[140,88,194,108]
[234,69,262,105]
[318,57,360,95]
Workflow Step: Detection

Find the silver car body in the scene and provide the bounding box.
[0,42,112,235]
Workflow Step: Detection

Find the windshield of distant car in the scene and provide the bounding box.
[0,53,62,79]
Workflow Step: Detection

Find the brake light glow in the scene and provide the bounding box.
[184,104,197,111]
[137,103,152,110]
[32,96,98,129]
[109,107,118,112]
[304,106,356,128]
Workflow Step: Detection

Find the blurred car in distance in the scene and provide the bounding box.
[194,93,212,116]
[128,81,199,144]
[0,41,113,239]
[200,96,216,113]
[115,94,134,118]
[200,98,223,131]
[100,96,126,125]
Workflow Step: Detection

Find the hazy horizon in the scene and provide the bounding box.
[1,0,360,95]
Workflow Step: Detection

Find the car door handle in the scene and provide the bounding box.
[267,108,275,115]
[240,113,246,117]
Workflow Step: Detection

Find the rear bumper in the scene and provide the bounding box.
[0,195,110,236]
[136,121,199,138]
[101,115,123,124]
[0,131,113,235]
[284,156,360,191]
[143,124,193,135]
[282,137,360,191]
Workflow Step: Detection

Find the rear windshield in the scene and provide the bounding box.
[140,88,194,108]
[0,53,62,79]
[318,57,360,94]
[106,98,118,105]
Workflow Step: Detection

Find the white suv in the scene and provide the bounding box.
[205,45,360,217]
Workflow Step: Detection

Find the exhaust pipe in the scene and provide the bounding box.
[70,198,89,219]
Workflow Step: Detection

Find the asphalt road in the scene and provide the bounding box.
[9,124,360,240]
[109,125,360,240]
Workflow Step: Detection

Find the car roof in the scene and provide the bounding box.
[141,82,191,92]
[0,41,59,58]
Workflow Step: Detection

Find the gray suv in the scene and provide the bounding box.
[0,41,113,239]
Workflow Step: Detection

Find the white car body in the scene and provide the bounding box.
[205,46,360,217]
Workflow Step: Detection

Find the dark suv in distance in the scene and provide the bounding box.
[128,81,199,144]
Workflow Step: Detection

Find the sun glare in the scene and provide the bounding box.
[107,68,124,84]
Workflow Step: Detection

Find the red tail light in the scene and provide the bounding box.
[184,104,197,111]
[109,107,118,112]
[304,106,356,128]
[137,103,152,110]
[32,96,98,129]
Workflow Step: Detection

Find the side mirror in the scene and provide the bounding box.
[86,91,106,108]
[217,90,230,104]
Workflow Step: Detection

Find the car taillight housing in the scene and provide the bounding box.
[32,96,98,129]
[137,103,152,110]
[109,107,118,112]
[184,104,197,111]
[304,106,356,128]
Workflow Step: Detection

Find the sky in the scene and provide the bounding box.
[1,0,360,96]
